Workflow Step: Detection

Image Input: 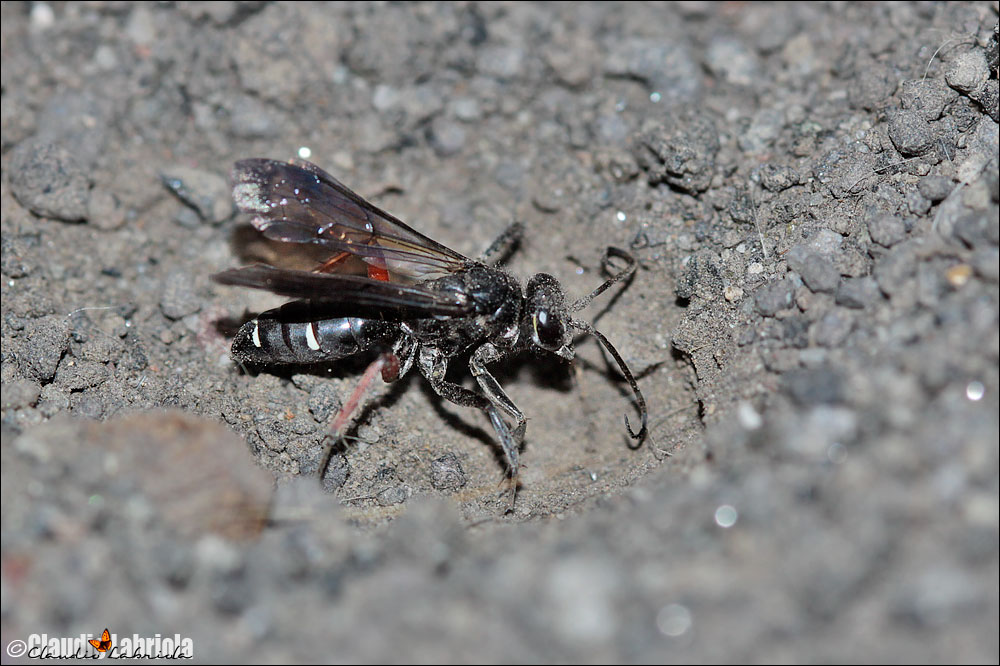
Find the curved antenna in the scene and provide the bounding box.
[570,247,637,312]
[570,318,648,444]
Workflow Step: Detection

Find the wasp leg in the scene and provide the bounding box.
[418,347,521,498]
[479,222,524,265]
[470,343,526,441]
[485,405,518,511]
[418,347,491,411]
[470,342,527,506]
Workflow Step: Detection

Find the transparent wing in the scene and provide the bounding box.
[231,159,469,280]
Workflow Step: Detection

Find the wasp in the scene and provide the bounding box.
[214,159,647,500]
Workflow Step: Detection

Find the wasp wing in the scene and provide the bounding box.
[231,159,469,280]
[213,265,473,319]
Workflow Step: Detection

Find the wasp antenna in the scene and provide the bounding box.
[570,318,648,445]
[570,247,638,312]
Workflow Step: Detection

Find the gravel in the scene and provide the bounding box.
[8,140,91,221]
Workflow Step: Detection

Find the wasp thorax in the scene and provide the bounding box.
[523,273,569,352]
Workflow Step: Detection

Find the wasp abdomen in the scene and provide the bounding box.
[232,308,392,366]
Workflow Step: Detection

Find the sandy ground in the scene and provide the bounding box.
[2,2,998,662]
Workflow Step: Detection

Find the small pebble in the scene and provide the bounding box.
[430,453,467,491]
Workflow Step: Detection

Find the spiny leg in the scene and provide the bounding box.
[480,222,524,265]
[418,347,521,506]
[485,405,518,511]
[470,343,527,445]
[470,343,527,509]
[418,347,492,411]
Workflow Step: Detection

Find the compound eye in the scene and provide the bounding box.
[532,308,565,351]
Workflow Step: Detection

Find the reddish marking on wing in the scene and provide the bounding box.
[367,264,391,282]
[316,251,391,282]
[314,251,352,273]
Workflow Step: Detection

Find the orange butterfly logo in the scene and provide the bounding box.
[89,628,112,652]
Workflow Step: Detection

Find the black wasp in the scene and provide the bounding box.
[214,158,647,498]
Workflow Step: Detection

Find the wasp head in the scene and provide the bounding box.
[522,273,574,360]
[522,249,648,443]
